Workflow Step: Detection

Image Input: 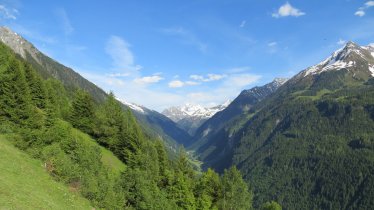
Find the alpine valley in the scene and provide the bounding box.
[1,20,374,210]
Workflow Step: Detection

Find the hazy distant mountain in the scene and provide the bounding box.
[162,101,231,135]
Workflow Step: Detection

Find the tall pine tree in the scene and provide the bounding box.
[220,167,253,210]
[69,89,96,134]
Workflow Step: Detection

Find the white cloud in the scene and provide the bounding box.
[56,8,74,35]
[134,75,164,85]
[78,64,262,111]
[182,73,261,107]
[355,10,365,17]
[267,42,278,53]
[337,39,346,45]
[162,27,207,53]
[239,20,246,28]
[0,5,18,20]
[168,80,184,88]
[190,75,204,81]
[190,73,226,82]
[185,81,200,85]
[107,73,130,77]
[106,36,142,74]
[168,79,200,88]
[355,1,374,17]
[268,42,277,47]
[272,2,305,18]
[365,1,374,7]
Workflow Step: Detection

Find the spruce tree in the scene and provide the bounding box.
[220,167,253,210]
[0,57,33,126]
[69,89,96,134]
[195,168,222,210]
[23,63,47,109]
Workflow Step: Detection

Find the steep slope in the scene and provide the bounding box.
[0,26,107,102]
[0,26,190,148]
[119,99,192,147]
[0,135,93,210]
[191,78,287,169]
[162,101,231,136]
[209,42,374,209]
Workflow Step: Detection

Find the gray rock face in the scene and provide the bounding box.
[0,26,40,64]
[294,41,374,79]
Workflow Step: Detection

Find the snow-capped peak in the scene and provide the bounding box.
[299,41,374,78]
[162,101,231,122]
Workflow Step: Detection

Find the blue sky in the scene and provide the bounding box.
[1,0,374,111]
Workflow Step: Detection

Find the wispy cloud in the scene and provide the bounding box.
[106,35,142,74]
[355,11,365,17]
[267,41,278,53]
[355,1,374,17]
[107,73,130,77]
[168,80,199,88]
[239,20,246,28]
[183,73,261,107]
[337,38,346,45]
[190,73,226,82]
[134,75,164,85]
[272,2,305,18]
[162,27,207,53]
[56,8,74,35]
[268,42,277,47]
[168,80,184,88]
[0,4,18,20]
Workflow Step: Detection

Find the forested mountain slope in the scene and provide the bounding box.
[0,26,192,149]
[0,37,261,209]
[190,78,287,170]
[203,41,374,209]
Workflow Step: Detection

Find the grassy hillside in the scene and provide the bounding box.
[0,135,93,210]
[70,127,126,175]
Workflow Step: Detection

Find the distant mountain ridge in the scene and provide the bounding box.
[162,101,231,135]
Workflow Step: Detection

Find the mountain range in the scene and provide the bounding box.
[189,41,374,209]
[2,24,374,209]
[162,101,231,136]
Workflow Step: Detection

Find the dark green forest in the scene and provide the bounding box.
[0,42,275,209]
[225,71,374,209]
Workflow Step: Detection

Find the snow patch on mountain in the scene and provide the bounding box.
[369,65,374,77]
[162,100,231,123]
[301,42,374,78]
[118,99,145,113]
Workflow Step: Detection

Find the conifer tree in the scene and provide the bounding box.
[69,89,96,134]
[95,92,125,148]
[195,168,222,210]
[0,57,33,126]
[220,167,253,210]
[23,63,47,109]
[261,201,282,210]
